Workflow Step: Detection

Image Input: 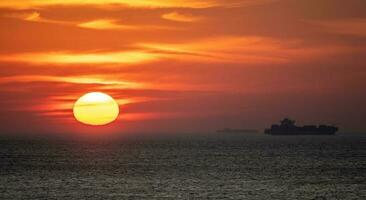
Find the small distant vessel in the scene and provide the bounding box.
[265,118,338,135]
[217,128,258,133]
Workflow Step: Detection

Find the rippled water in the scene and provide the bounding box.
[0,134,365,199]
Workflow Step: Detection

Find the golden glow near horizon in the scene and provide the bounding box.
[73,92,119,126]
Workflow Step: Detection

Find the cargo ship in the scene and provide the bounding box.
[265,118,338,135]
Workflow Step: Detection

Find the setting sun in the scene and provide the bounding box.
[73,92,119,126]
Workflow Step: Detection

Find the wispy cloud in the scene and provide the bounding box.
[0,36,359,66]
[0,0,278,9]
[5,11,177,31]
[0,0,217,9]
[0,51,161,65]
[77,19,177,31]
[309,18,366,37]
[162,12,203,22]
[19,11,40,21]
[77,19,137,30]
[139,36,357,64]
[0,75,144,89]
[5,11,72,25]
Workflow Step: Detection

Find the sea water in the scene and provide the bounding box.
[0,134,365,199]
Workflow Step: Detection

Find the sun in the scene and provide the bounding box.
[73,92,119,126]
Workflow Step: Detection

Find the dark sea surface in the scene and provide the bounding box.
[0,134,365,200]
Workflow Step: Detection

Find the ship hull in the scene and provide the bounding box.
[265,129,337,135]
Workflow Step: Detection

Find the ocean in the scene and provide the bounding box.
[0,134,365,199]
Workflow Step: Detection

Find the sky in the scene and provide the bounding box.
[0,0,365,135]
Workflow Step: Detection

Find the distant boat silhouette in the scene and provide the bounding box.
[265,118,338,135]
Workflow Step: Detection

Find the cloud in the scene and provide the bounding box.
[308,18,366,37]
[5,11,40,21]
[0,75,144,89]
[0,0,218,9]
[5,11,72,25]
[0,0,279,10]
[77,19,177,31]
[0,51,161,65]
[77,19,137,30]
[5,11,177,31]
[162,12,203,22]
[139,36,358,64]
[119,112,202,121]
[0,36,360,66]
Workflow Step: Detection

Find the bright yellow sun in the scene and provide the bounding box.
[73,92,119,126]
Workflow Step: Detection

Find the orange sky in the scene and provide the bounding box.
[0,0,365,135]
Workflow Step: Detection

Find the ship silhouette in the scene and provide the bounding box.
[265,118,338,135]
